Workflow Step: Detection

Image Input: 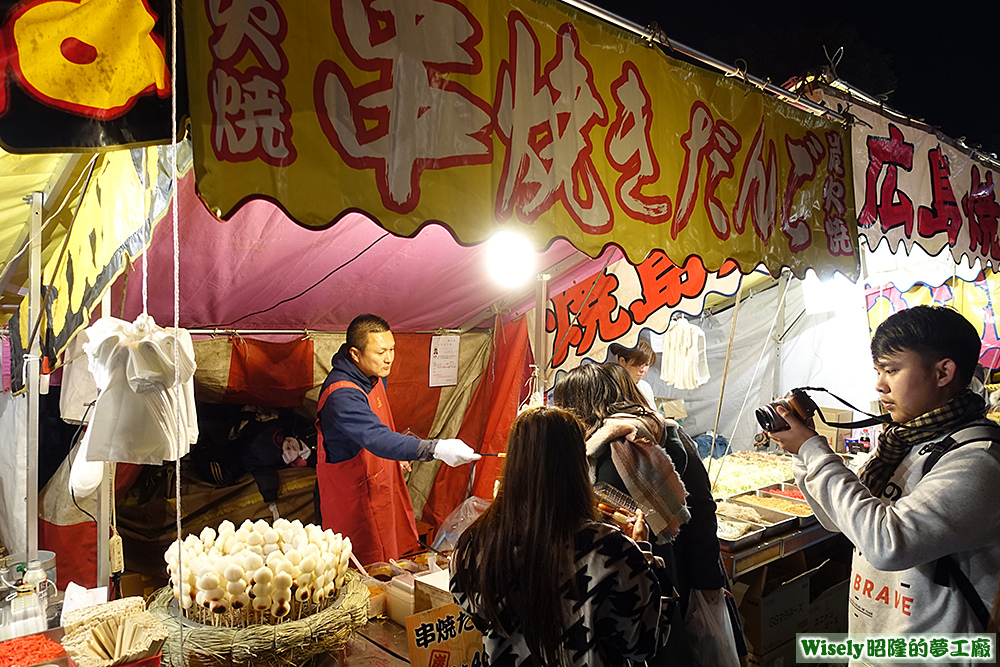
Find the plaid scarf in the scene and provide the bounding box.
[859,390,986,497]
[586,413,690,539]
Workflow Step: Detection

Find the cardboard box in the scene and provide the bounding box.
[738,554,815,654]
[807,560,850,634]
[656,398,687,420]
[118,571,162,599]
[814,408,853,452]
[413,568,454,612]
[747,638,796,667]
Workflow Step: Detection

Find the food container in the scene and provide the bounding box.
[715,500,796,539]
[758,482,806,500]
[716,517,765,552]
[594,483,641,532]
[729,490,817,527]
[386,573,416,626]
[360,576,388,619]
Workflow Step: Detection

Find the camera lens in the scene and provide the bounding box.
[755,405,777,431]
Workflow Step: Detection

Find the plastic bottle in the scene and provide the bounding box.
[22,559,49,619]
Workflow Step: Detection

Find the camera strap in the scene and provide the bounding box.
[797,386,893,429]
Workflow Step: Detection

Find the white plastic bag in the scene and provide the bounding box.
[684,588,741,667]
[430,496,491,552]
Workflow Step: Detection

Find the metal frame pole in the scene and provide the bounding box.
[26,192,41,560]
[533,273,550,400]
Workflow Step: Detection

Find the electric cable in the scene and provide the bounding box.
[213,232,391,329]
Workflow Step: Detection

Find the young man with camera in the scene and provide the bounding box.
[767,305,1000,651]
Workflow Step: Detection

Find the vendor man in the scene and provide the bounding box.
[316,314,480,565]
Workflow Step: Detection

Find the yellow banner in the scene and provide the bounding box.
[9,145,191,392]
[866,271,1000,370]
[184,0,858,279]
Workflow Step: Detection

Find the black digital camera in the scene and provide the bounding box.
[755,388,819,432]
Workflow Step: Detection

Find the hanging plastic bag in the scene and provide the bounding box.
[430,496,491,552]
[684,588,741,667]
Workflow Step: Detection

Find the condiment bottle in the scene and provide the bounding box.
[22,559,49,618]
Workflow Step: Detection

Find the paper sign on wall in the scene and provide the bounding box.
[429,336,460,387]
[406,602,486,667]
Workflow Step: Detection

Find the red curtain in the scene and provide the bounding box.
[421,317,529,531]
[385,334,443,439]
[225,337,314,407]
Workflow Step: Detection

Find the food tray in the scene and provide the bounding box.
[715,500,796,538]
[729,490,817,527]
[716,517,765,552]
[758,482,805,499]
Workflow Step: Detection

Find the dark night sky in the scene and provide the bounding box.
[583,0,1000,157]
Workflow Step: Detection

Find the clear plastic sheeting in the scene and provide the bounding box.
[69,314,198,496]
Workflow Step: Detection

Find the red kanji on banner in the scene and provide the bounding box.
[780,131,825,252]
[629,252,713,324]
[859,124,914,234]
[917,146,963,245]
[545,271,631,367]
[674,101,741,240]
[961,165,1000,261]
[605,61,672,224]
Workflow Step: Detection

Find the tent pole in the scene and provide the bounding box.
[533,273,550,401]
[25,192,41,561]
[96,292,111,588]
[773,272,789,401]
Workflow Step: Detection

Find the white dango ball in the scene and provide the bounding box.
[270,600,290,618]
[266,551,283,570]
[252,582,272,599]
[263,528,279,545]
[272,571,293,591]
[244,552,264,573]
[246,531,264,547]
[218,519,235,535]
[299,555,317,574]
[226,579,247,596]
[234,528,250,544]
[263,543,280,556]
[272,587,292,604]
[253,566,273,585]
[284,549,302,567]
[240,520,254,531]
[197,572,221,591]
[223,563,245,583]
[200,526,217,545]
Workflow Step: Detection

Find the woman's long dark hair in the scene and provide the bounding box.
[553,363,664,443]
[452,407,597,664]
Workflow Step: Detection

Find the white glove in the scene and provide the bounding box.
[433,439,481,467]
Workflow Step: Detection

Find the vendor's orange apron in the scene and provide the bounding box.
[316,379,420,566]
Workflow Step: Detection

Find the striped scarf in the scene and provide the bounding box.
[586,413,690,539]
[859,390,986,497]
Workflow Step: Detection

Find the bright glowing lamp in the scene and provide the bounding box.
[801,269,862,314]
[486,229,536,288]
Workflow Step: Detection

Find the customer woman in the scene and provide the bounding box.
[553,363,737,666]
[450,406,674,667]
